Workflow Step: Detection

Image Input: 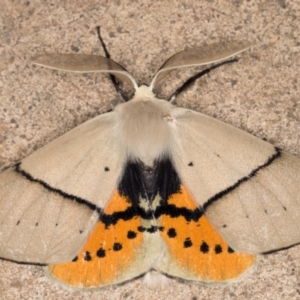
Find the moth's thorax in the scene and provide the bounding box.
[114,86,175,165]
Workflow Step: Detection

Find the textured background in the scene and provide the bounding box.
[1,0,300,299]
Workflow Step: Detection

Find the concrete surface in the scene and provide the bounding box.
[0,0,300,299]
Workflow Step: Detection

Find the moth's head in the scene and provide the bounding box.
[132,85,155,100]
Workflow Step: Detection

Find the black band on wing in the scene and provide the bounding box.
[14,162,102,215]
[15,146,282,229]
[101,158,203,227]
[203,147,282,211]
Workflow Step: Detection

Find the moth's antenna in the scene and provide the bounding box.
[96,26,129,102]
[169,58,238,103]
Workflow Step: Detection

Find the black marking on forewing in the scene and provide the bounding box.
[203,147,281,211]
[14,162,102,215]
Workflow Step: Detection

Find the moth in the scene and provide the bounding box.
[0,37,299,289]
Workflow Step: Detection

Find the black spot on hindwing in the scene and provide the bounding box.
[200,242,209,253]
[215,245,222,254]
[97,248,106,258]
[183,238,193,248]
[84,251,92,261]
[228,246,235,253]
[167,228,177,238]
[127,230,137,239]
[100,158,202,227]
[113,243,122,251]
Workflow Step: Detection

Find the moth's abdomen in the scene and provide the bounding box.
[114,96,175,165]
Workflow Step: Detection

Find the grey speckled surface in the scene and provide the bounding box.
[1,0,300,299]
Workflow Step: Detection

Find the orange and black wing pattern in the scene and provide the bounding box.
[47,158,257,288]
